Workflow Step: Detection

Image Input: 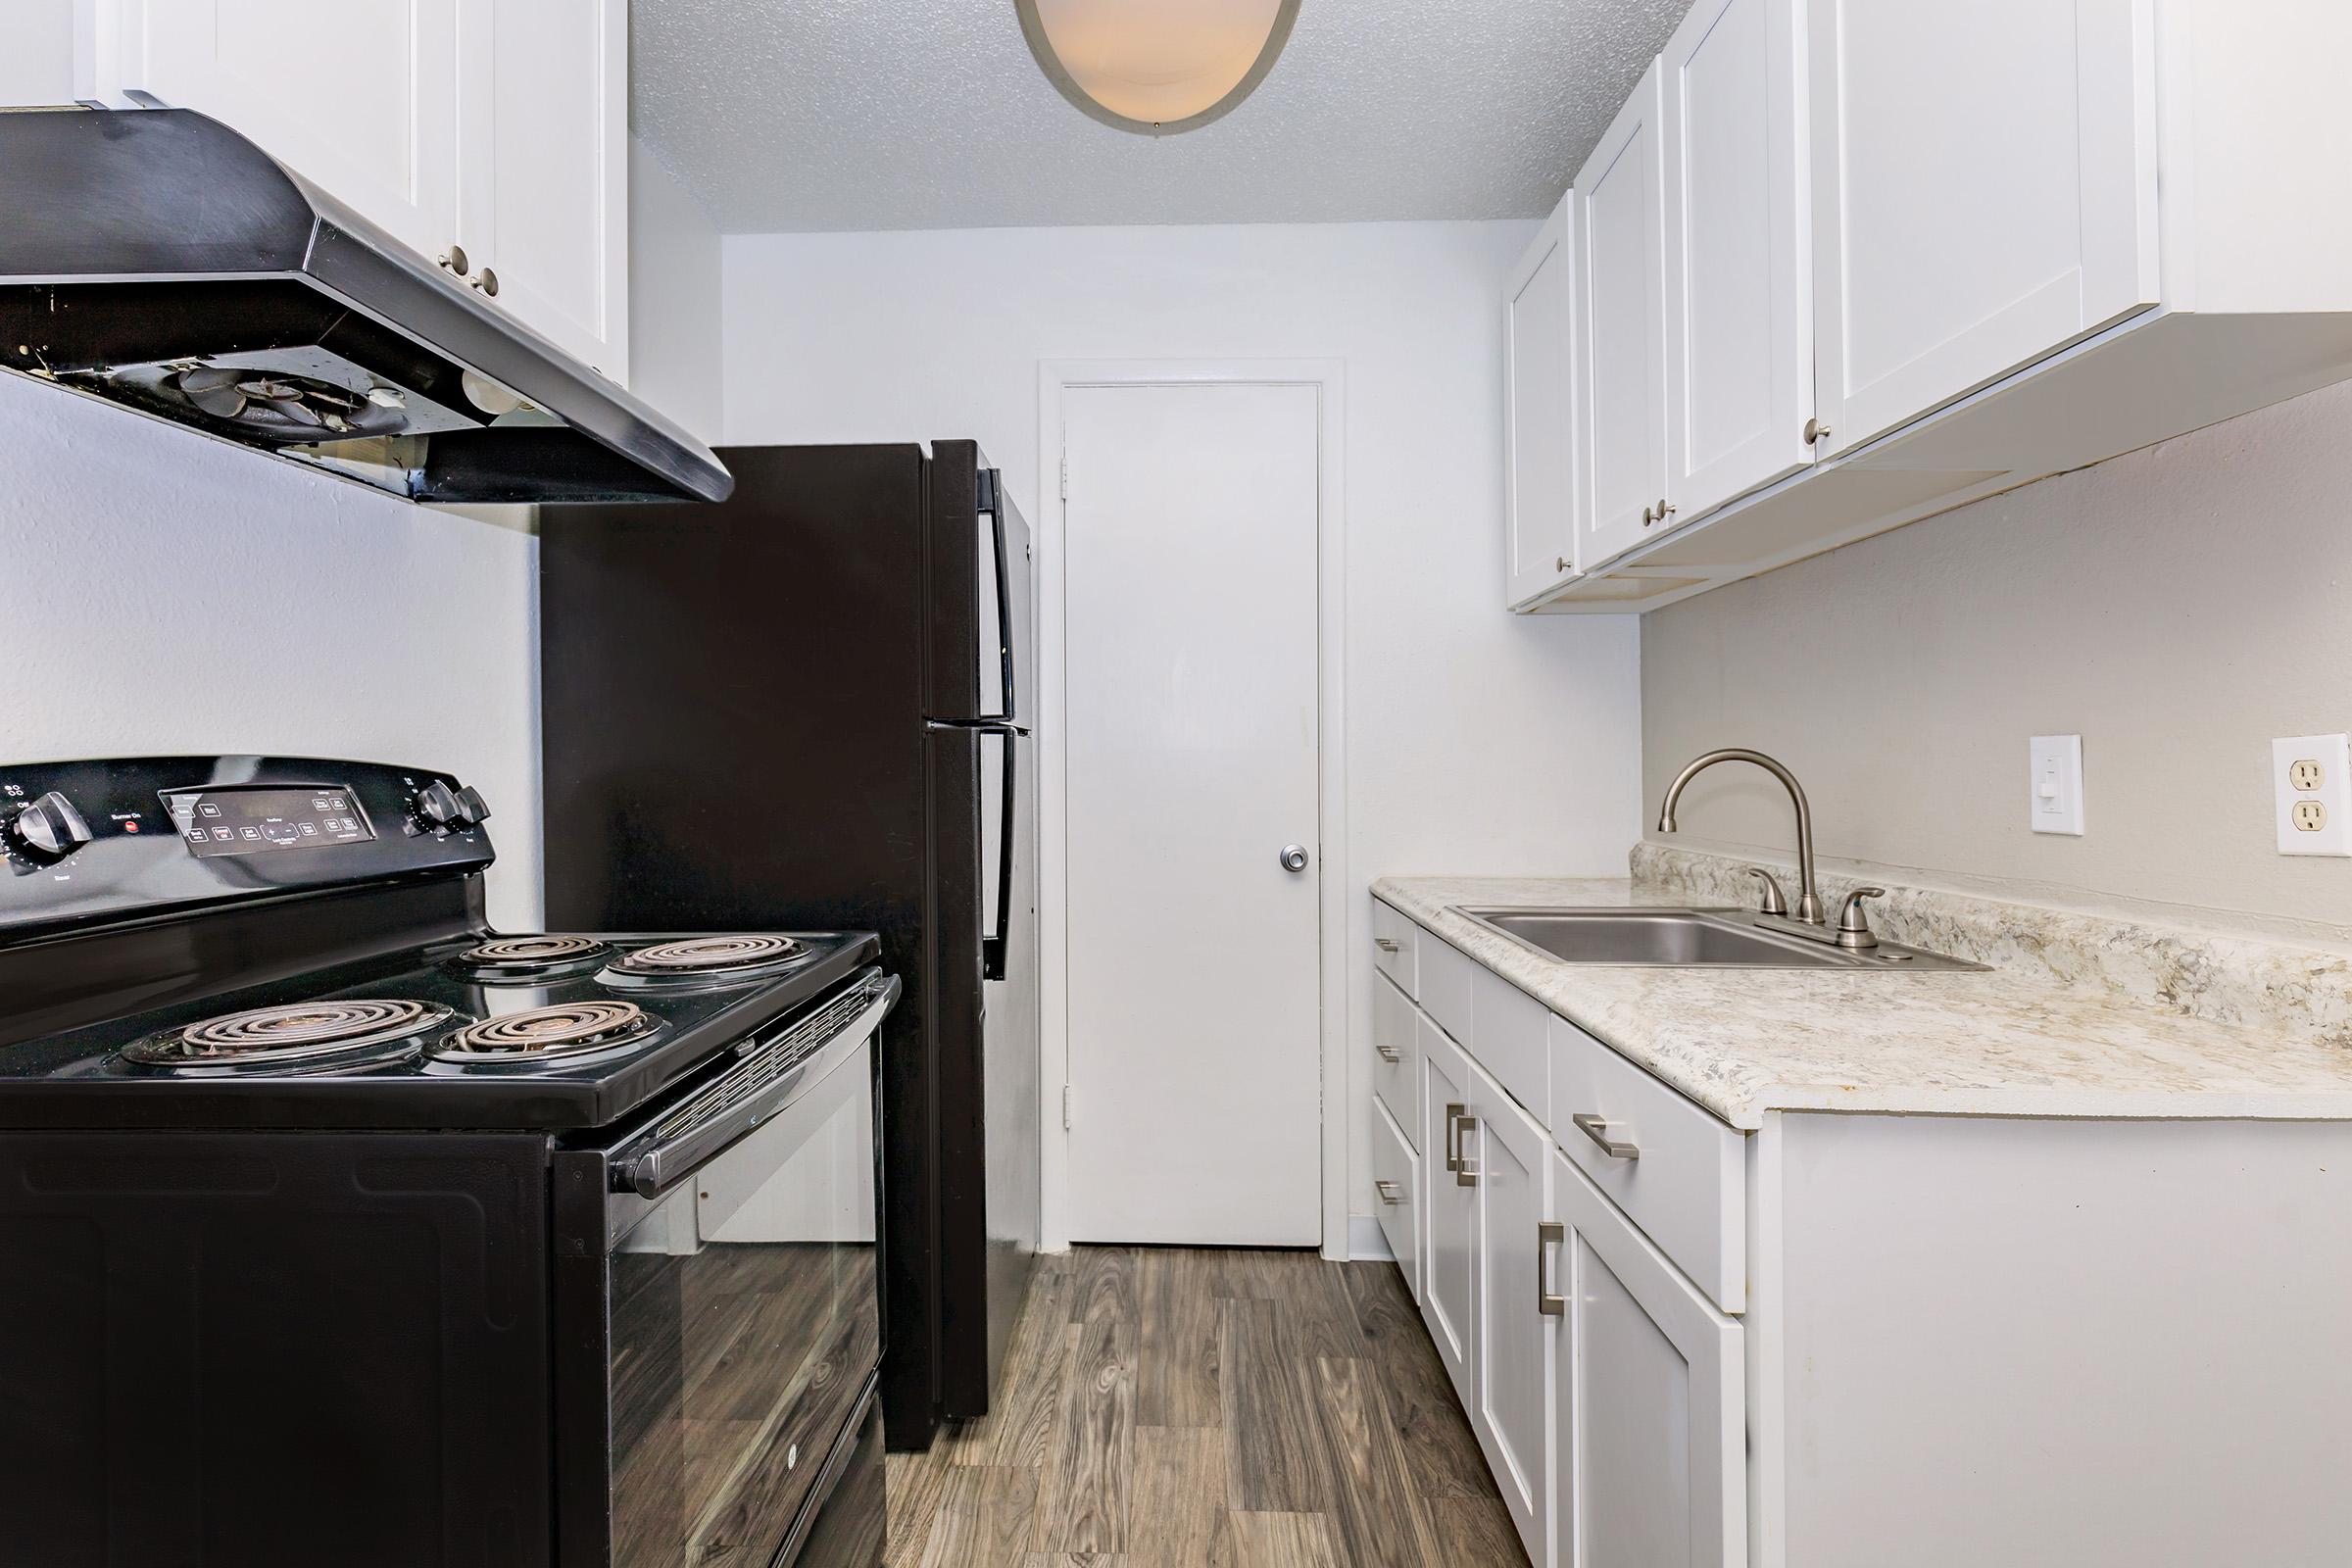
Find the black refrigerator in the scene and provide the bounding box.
[539,441,1039,1451]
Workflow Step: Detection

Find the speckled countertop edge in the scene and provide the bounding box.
[1372,868,2352,1131]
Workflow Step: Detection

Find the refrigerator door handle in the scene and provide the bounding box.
[982,728,1016,982]
[983,470,1017,726]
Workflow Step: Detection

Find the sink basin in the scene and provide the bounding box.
[1452,906,1985,972]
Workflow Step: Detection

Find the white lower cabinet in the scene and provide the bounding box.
[1418,1016,1477,1404]
[1550,1148,1746,1568]
[1370,1093,1419,1302]
[1467,1060,1554,1560]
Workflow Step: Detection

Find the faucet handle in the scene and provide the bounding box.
[1744,867,1788,916]
[1835,887,1886,950]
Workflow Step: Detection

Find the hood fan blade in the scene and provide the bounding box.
[260,397,325,428]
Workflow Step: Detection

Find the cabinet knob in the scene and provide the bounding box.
[437,243,469,275]
[1804,416,1831,445]
[1555,556,1573,573]
[469,268,501,298]
[1641,505,1655,526]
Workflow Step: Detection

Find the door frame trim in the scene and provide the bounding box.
[1037,358,1350,1259]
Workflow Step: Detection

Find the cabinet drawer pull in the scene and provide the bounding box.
[1571,1111,1639,1160]
[1374,937,1400,953]
[1444,1101,1466,1172]
[1453,1110,1479,1187]
[1375,1044,1401,1063]
[1376,1179,1402,1204]
[1538,1220,1565,1316]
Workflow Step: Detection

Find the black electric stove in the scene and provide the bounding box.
[0,756,893,1568]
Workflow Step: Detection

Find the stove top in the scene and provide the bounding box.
[0,928,879,1132]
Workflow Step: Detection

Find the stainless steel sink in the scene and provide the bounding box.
[1452,906,1985,971]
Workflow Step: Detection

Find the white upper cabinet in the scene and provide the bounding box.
[1503,195,1576,605]
[1806,0,2159,456]
[88,1,461,264]
[1662,0,1814,519]
[456,0,629,380]
[1571,60,1670,573]
[80,0,629,382]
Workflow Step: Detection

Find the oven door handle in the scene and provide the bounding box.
[609,971,899,1200]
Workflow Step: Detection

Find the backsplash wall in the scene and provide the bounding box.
[1642,378,2352,949]
[0,371,544,930]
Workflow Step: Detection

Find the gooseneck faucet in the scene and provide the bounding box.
[1655,749,1825,924]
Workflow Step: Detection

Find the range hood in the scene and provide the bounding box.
[0,107,731,506]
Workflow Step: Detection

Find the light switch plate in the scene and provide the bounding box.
[2274,734,2351,857]
[2029,735,2084,836]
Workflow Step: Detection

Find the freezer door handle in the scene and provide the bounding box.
[982,729,1016,982]
[982,468,1018,725]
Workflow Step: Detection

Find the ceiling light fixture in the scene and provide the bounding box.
[1014,0,1302,136]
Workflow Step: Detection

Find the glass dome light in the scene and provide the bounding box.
[1015,0,1302,135]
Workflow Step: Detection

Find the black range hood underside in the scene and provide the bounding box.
[0,107,731,507]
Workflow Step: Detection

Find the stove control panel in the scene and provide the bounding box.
[0,757,494,941]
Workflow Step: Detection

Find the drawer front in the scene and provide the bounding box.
[1418,931,1477,1046]
[1548,1013,1746,1313]
[1371,970,1419,1149]
[1469,965,1549,1124]
[1372,900,1419,996]
[1372,1093,1420,1301]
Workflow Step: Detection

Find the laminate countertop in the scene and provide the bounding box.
[1372,875,2352,1130]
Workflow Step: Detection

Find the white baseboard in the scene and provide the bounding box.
[1346,1214,1394,1262]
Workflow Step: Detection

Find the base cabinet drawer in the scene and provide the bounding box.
[1373,900,1419,995]
[1372,972,1420,1147]
[1372,1094,1419,1301]
[1549,1012,1746,1312]
[1419,931,1477,1046]
[1550,1149,1746,1567]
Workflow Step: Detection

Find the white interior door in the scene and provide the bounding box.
[1061,381,1322,1245]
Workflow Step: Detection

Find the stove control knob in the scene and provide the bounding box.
[9,791,93,861]
[453,784,492,828]
[413,780,463,832]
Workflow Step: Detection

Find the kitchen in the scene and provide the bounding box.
[0,1,2347,1565]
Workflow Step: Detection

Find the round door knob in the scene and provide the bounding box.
[1279,844,1309,873]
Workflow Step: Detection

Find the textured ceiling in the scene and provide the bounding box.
[631,0,1694,233]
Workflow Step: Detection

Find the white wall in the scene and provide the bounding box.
[1642,378,2352,949]
[627,137,725,444]
[722,220,1645,1231]
[0,373,544,930]
[0,0,74,105]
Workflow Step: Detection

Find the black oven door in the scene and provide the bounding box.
[553,973,893,1568]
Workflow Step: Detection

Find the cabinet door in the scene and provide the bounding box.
[1572,59,1671,572]
[455,0,629,379]
[1417,1016,1477,1406]
[1504,193,1577,604]
[1467,1062,1552,1563]
[1807,0,2158,456]
[1662,0,1813,520]
[1371,1093,1419,1303]
[1551,1151,1745,1568]
[103,1,460,263]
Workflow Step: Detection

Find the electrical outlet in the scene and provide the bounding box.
[2029,735,2084,835]
[2274,735,2352,857]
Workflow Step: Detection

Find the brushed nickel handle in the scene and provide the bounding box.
[1538,1220,1566,1316]
[1571,1111,1639,1160]
[437,243,469,275]
[1453,1111,1479,1187]
[1444,1102,1466,1173]
[1555,555,1573,572]
[1804,416,1831,445]
[1659,498,1676,520]
[1374,937,1400,953]
[1376,1179,1402,1204]
[1376,1044,1401,1063]
[1641,504,1656,526]
[469,267,500,297]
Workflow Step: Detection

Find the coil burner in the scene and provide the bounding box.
[600,935,809,990]
[431,1000,661,1066]
[122,999,454,1075]
[447,934,617,982]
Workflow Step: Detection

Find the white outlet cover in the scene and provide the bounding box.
[2029,735,2084,836]
[2274,734,2352,857]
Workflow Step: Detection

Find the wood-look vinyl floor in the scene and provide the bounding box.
[886,1248,1527,1567]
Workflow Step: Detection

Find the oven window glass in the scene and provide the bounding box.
[607,1038,879,1568]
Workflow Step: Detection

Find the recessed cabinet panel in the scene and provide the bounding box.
[115,1,460,261]
[1505,196,1577,604]
[1573,60,1671,572]
[1664,0,1814,518]
[1808,0,2158,455]
[1418,1015,1477,1405]
[1468,1062,1552,1562]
